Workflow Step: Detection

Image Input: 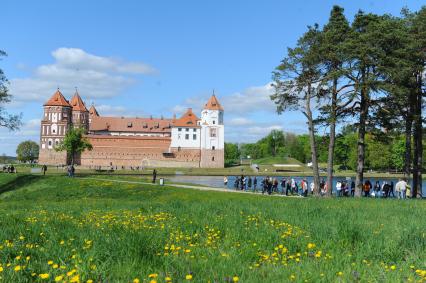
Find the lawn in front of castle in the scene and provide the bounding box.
[0,174,424,282]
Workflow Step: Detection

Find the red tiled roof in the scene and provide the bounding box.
[89,116,174,133]
[44,89,71,107]
[173,108,199,127]
[204,94,223,111]
[70,91,88,112]
[89,105,99,116]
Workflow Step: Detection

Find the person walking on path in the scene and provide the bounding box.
[350,181,355,197]
[42,165,47,176]
[363,180,371,197]
[248,176,252,191]
[336,181,342,197]
[374,181,381,198]
[395,178,407,199]
[281,178,286,195]
[389,181,395,198]
[253,177,258,192]
[224,176,228,187]
[152,169,157,184]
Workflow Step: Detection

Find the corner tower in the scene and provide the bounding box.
[70,90,89,131]
[200,94,224,168]
[38,89,72,165]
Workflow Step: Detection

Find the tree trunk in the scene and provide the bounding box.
[355,73,368,197]
[413,73,423,198]
[404,101,413,178]
[326,78,338,197]
[305,85,321,196]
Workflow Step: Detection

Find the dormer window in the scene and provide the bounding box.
[127,122,133,128]
[143,123,148,128]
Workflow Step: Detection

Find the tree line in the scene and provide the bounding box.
[269,5,425,197]
[225,126,420,171]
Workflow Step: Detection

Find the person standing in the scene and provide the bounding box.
[71,165,75,177]
[224,176,228,187]
[267,177,273,195]
[152,169,157,184]
[253,176,258,192]
[350,181,355,197]
[281,178,286,195]
[291,178,296,195]
[336,181,342,197]
[374,181,380,198]
[302,179,308,197]
[310,181,315,195]
[395,178,407,199]
[363,180,371,197]
[42,165,47,176]
[389,181,395,198]
[273,178,279,193]
[248,176,252,191]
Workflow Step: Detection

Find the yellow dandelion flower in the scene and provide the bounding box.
[186,274,193,280]
[55,275,63,282]
[26,256,30,261]
[337,271,343,276]
[148,273,158,278]
[67,269,76,276]
[39,273,50,279]
[70,274,80,283]
[87,280,93,283]
[15,255,21,260]
[133,279,140,283]
[48,260,54,265]
[390,265,396,270]
[150,280,157,283]
[233,276,239,282]
[53,264,59,269]
[165,276,172,282]
[0,266,3,272]
[14,265,21,272]
[307,243,316,249]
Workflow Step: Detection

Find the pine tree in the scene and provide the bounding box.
[271,25,323,196]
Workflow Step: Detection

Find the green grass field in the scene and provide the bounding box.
[0,173,425,282]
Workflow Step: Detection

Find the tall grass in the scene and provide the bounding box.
[0,174,424,282]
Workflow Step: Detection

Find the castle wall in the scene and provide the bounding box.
[200,149,224,168]
[38,149,68,166]
[80,135,201,168]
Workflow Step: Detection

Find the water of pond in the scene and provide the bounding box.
[168,175,426,196]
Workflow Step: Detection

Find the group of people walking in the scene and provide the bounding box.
[224,175,415,199]
[2,165,17,173]
[226,176,312,197]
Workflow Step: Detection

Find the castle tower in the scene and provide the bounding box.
[38,89,72,165]
[70,90,89,131]
[88,104,99,125]
[200,94,224,168]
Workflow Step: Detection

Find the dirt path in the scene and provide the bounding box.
[81,177,302,198]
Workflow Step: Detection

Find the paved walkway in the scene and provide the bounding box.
[81,177,302,198]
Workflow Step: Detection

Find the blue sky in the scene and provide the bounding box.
[0,0,424,156]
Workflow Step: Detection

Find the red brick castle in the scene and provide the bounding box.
[38,90,225,168]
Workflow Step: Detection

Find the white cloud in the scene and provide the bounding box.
[223,83,276,114]
[227,117,253,126]
[10,48,156,103]
[172,83,276,117]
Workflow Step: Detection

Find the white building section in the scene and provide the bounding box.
[200,95,225,150]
